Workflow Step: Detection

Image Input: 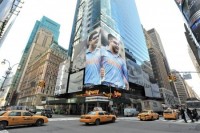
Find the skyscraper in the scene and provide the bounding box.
[147,28,172,91]
[8,16,60,105]
[60,0,160,114]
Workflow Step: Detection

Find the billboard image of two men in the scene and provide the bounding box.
[84,28,129,90]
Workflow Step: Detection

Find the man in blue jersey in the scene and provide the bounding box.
[84,30,102,85]
[101,34,129,90]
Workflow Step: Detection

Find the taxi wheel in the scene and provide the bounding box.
[0,121,7,129]
[36,119,44,126]
[95,119,100,125]
[47,114,52,118]
[112,117,116,123]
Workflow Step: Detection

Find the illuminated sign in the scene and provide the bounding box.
[85,96,109,102]
[76,90,121,98]
[54,59,70,95]
[84,28,129,90]
[68,70,84,93]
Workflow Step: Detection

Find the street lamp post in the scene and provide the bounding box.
[0,69,11,91]
[0,59,19,106]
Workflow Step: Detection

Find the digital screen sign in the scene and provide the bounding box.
[68,70,84,93]
[54,59,70,95]
[191,18,200,42]
[84,28,129,90]
[182,0,200,25]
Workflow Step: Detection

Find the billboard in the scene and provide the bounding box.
[0,0,13,21]
[182,0,200,25]
[68,70,84,93]
[68,27,129,92]
[71,39,87,71]
[191,18,200,42]
[54,59,70,95]
[84,28,129,90]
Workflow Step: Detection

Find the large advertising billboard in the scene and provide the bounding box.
[54,59,70,95]
[84,28,129,90]
[68,27,129,92]
[0,0,13,21]
[182,0,200,25]
[191,18,200,42]
[68,70,84,93]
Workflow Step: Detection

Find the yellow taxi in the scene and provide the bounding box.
[80,111,116,125]
[163,109,179,120]
[0,110,48,129]
[137,110,159,121]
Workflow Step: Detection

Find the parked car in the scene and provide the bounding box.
[80,111,116,125]
[137,110,159,121]
[0,110,48,129]
[124,108,139,116]
[41,109,53,118]
[163,109,179,120]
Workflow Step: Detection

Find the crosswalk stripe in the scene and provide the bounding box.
[49,118,79,121]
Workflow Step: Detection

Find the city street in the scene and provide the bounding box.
[1,116,200,133]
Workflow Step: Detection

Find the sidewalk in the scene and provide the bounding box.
[52,114,80,118]
[52,114,136,118]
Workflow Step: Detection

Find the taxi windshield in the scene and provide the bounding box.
[0,111,6,116]
[87,111,96,115]
[164,110,172,113]
[141,111,149,113]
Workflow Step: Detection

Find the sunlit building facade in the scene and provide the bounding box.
[9,16,61,105]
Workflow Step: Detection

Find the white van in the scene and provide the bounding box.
[124,108,139,117]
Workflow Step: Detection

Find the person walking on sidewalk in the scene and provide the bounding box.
[180,107,187,123]
[186,108,194,122]
[192,108,199,121]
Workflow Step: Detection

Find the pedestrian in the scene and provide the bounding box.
[186,108,194,122]
[192,108,199,121]
[180,107,187,123]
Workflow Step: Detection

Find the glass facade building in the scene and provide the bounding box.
[52,0,161,114]
[68,0,151,91]
[69,0,149,64]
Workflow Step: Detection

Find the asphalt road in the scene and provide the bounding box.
[1,116,200,133]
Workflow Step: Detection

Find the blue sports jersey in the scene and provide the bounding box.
[84,48,101,85]
[101,48,128,88]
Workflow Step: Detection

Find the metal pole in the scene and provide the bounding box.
[0,70,10,91]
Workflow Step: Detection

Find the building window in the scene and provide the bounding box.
[42,36,48,47]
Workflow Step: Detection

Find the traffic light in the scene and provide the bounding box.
[168,75,172,81]
[168,74,177,82]
[172,75,177,81]
[38,80,45,88]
